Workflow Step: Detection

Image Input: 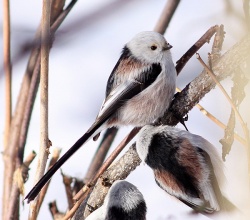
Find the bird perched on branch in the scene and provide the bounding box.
[85,180,147,220]
[136,125,235,214]
[25,31,177,202]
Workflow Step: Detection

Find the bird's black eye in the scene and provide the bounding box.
[151,45,157,50]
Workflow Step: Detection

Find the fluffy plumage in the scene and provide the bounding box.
[85,180,147,220]
[26,31,176,202]
[136,125,234,214]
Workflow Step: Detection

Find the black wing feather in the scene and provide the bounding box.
[146,133,200,198]
[106,46,133,97]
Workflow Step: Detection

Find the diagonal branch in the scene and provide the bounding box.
[176,25,218,74]
[153,0,181,34]
[84,128,118,183]
[36,148,62,214]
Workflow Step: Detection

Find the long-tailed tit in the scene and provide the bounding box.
[85,180,147,220]
[136,125,235,213]
[25,31,176,202]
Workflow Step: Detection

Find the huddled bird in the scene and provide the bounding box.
[25,31,177,202]
[85,180,147,220]
[136,125,235,214]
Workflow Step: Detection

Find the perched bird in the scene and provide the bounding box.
[25,31,177,202]
[136,125,234,214]
[85,180,147,220]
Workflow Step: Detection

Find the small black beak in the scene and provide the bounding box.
[164,43,172,50]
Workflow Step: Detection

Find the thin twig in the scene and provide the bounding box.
[175,25,218,75]
[243,0,250,30]
[176,87,246,145]
[36,148,61,213]
[196,53,250,175]
[2,0,12,218]
[49,201,65,220]
[210,25,225,64]
[84,128,118,183]
[6,151,37,220]
[28,0,51,219]
[153,0,180,34]
[3,0,12,149]
[61,171,74,209]
[17,56,41,173]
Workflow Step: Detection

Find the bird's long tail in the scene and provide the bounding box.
[25,124,101,203]
[25,78,146,203]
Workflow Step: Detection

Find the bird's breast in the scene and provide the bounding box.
[116,69,176,126]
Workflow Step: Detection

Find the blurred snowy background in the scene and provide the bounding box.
[1,0,250,219]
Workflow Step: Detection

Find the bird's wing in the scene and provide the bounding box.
[200,149,236,212]
[105,46,136,97]
[148,133,215,213]
[89,80,142,130]
[154,169,215,214]
[88,62,162,132]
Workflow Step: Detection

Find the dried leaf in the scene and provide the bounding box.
[220,109,236,161]
[231,69,249,107]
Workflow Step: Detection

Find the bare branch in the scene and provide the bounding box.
[2,0,12,217]
[2,0,12,149]
[84,128,118,183]
[176,25,218,75]
[28,0,51,219]
[6,151,37,220]
[49,201,65,220]
[83,144,141,218]
[36,147,61,213]
[210,25,225,63]
[243,0,250,30]
[61,171,74,209]
[153,0,180,34]
[51,0,66,23]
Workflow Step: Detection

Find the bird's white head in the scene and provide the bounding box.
[127,31,172,63]
[86,180,147,220]
[105,180,146,213]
